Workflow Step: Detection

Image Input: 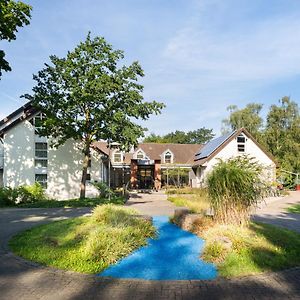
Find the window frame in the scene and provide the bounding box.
[164,151,173,164]
[35,142,48,158]
[35,174,47,189]
[237,134,246,153]
[113,151,122,163]
[136,150,145,160]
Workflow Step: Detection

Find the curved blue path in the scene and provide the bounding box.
[98,216,217,280]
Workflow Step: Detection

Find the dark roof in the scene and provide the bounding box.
[138,143,202,164]
[93,142,203,165]
[195,131,234,161]
[193,128,277,167]
[0,101,36,137]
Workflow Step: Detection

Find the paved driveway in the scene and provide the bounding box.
[0,197,300,299]
[253,191,300,233]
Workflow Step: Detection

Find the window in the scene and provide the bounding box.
[35,159,48,168]
[32,113,46,134]
[35,142,48,158]
[164,151,172,163]
[114,152,122,163]
[35,174,47,189]
[237,134,246,152]
[86,173,91,181]
[35,143,48,169]
[88,158,92,168]
[237,144,245,152]
[136,151,144,160]
[237,135,246,143]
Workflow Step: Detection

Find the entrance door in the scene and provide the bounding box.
[137,166,154,189]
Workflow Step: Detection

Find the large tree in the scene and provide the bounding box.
[222,103,263,140]
[23,33,165,198]
[0,0,31,78]
[144,127,214,144]
[265,97,300,173]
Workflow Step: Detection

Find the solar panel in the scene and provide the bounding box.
[194,131,235,160]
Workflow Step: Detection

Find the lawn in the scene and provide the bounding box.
[287,204,300,214]
[196,220,300,278]
[9,205,156,274]
[17,196,125,208]
[167,188,210,214]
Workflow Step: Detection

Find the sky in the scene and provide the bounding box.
[1,0,300,136]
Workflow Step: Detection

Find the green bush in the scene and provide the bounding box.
[0,187,18,207]
[92,182,115,198]
[17,183,47,204]
[207,156,265,225]
[0,183,47,206]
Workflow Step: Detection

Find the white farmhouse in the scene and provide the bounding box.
[192,128,277,187]
[0,102,107,200]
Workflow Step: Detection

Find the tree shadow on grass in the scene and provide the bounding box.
[247,222,300,272]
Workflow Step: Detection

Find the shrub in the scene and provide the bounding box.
[17,183,47,204]
[207,156,265,225]
[0,183,47,206]
[0,187,18,207]
[92,182,115,198]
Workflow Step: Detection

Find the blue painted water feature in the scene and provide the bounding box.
[98,216,217,280]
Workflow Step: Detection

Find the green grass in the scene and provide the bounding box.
[168,189,210,214]
[9,204,156,273]
[16,197,125,208]
[287,204,300,214]
[166,187,207,195]
[198,221,300,278]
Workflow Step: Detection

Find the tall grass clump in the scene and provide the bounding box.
[207,156,265,225]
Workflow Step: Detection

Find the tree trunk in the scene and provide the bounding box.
[80,141,91,199]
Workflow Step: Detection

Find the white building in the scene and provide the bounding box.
[0,102,108,200]
[192,128,277,187]
[0,103,277,198]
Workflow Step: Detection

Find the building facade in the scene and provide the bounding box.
[93,142,202,190]
[0,103,277,199]
[0,103,106,199]
[193,128,277,187]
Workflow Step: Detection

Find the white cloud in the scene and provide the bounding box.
[163,13,300,82]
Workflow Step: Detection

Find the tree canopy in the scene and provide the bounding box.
[265,97,300,173]
[23,33,164,198]
[222,103,263,140]
[0,0,31,78]
[144,127,214,144]
[222,97,300,180]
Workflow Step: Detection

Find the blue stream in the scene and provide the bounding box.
[98,216,217,280]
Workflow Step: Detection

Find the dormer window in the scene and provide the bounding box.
[113,151,122,163]
[164,151,173,163]
[237,134,246,152]
[136,150,144,160]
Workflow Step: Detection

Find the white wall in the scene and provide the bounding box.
[3,120,35,187]
[3,119,106,199]
[196,134,276,187]
[47,139,102,199]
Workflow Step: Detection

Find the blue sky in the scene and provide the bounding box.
[1,0,300,135]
